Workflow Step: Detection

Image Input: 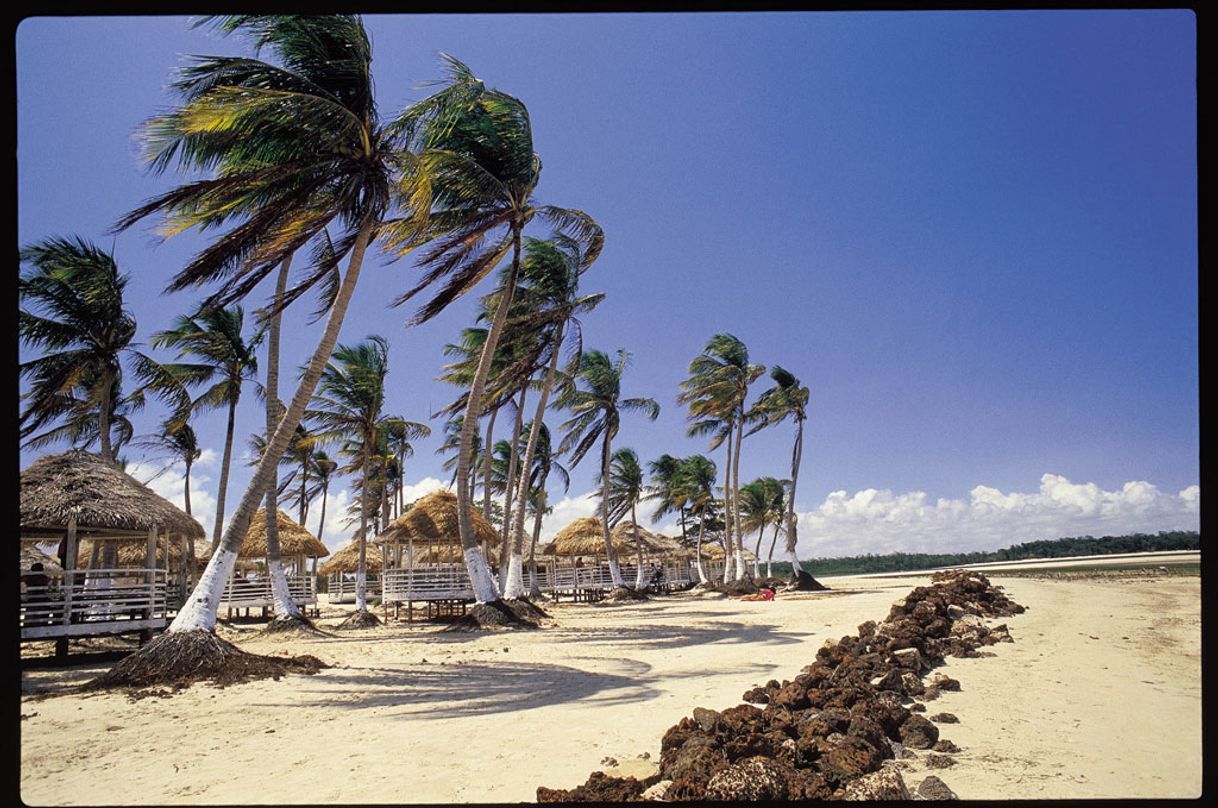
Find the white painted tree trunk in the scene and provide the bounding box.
[167,219,373,633]
[785,545,803,574]
[502,553,526,599]
[607,556,624,588]
[267,557,298,616]
[465,546,500,603]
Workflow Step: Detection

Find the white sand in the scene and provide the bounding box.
[20,571,1201,804]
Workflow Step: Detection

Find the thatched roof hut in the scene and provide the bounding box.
[19,449,205,540]
[544,517,633,556]
[201,509,329,560]
[374,491,499,548]
[77,536,196,568]
[696,541,756,561]
[319,539,384,575]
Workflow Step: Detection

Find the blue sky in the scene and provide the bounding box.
[16,11,1198,557]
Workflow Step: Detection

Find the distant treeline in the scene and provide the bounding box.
[773,530,1200,577]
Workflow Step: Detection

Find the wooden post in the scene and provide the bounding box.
[56,518,79,658]
[142,526,157,645]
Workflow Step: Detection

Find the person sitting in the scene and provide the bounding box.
[23,562,53,626]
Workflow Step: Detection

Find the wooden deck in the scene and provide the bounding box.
[20,568,170,641]
[219,575,318,618]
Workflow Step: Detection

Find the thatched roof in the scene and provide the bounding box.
[229,509,329,559]
[20,450,205,538]
[21,544,61,573]
[695,541,757,561]
[545,517,631,556]
[76,536,196,568]
[319,539,384,575]
[374,491,499,547]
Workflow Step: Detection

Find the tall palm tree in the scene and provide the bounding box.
[278,424,317,525]
[306,336,391,622]
[382,55,603,605]
[384,418,431,519]
[677,334,764,582]
[556,349,660,588]
[151,305,263,551]
[748,365,822,586]
[436,414,480,494]
[108,16,438,654]
[19,236,183,463]
[503,236,603,598]
[646,454,690,542]
[602,448,649,590]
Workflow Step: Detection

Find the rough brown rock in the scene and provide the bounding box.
[842,766,911,800]
[705,756,791,800]
[899,714,940,749]
[917,774,960,799]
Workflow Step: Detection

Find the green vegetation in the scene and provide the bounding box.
[782,531,1199,577]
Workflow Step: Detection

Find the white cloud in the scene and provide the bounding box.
[126,459,218,542]
[795,473,1200,559]
[539,492,600,541]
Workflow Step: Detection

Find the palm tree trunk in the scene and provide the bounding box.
[456,225,523,603]
[498,387,526,590]
[694,516,707,584]
[211,396,239,553]
[356,450,369,612]
[785,416,806,575]
[720,422,735,583]
[263,254,302,620]
[299,461,309,525]
[97,368,115,463]
[527,484,547,598]
[600,432,625,587]
[317,483,329,544]
[632,502,646,590]
[183,458,193,516]
[732,408,748,581]
[753,528,763,580]
[168,218,373,633]
[766,522,780,579]
[505,322,564,599]
[482,408,498,521]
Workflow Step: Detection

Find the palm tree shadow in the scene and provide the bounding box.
[257,660,690,718]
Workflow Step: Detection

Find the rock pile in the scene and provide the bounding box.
[536,569,1023,802]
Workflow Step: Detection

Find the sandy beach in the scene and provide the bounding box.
[20,568,1201,804]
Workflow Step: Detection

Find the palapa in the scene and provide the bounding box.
[374,490,498,548]
[209,509,329,559]
[545,516,634,556]
[19,449,204,539]
[319,538,384,575]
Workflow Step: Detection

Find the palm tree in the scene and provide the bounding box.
[384,418,431,519]
[382,55,603,605]
[278,424,317,525]
[556,349,660,588]
[436,414,480,494]
[646,454,690,542]
[134,419,204,576]
[306,336,391,623]
[522,421,569,597]
[678,454,718,584]
[602,448,649,590]
[738,476,785,579]
[307,449,339,544]
[151,306,263,552]
[19,236,183,463]
[748,365,823,587]
[107,15,438,657]
[503,236,604,598]
[677,334,764,582]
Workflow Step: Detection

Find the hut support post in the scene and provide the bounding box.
[57,516,78,658]
[142,527,157,645]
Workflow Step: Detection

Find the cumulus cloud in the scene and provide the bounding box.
[796,473,1200,559]
[127,459,218,540]
[539,492,600,541]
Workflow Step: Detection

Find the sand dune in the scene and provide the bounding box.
[20,570,1200,803]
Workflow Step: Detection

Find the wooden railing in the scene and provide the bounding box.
[19,568,170,640]
[326,574,381,603]
[218,575,316,610]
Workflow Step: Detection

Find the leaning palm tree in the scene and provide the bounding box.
[556,349,660,588]
[602,448,649,590]
[503,236,604,598]
[677,334,764,582]
[382,55,603,608]
[98,16,437,680]
[306,336,392,626]
[151,306,262,552]
[19,236,184,463]
[747,365,825,589]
